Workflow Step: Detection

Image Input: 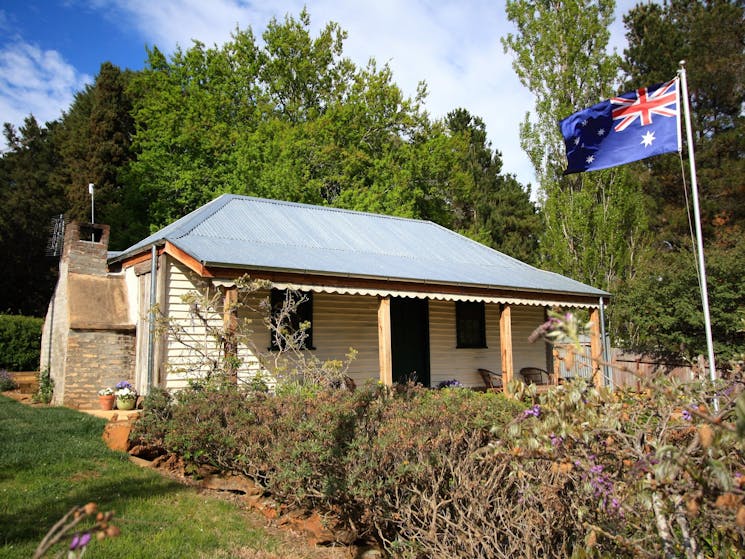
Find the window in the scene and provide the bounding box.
[456,301,486,348]
[270,289,314,350]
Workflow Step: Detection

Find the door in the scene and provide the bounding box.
[390,297,430,386]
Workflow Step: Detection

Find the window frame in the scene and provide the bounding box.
[455,301,487,349]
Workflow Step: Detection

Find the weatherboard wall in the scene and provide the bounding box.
[160,256,550,389]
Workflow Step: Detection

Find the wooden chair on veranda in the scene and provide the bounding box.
[478,368,504,392]
[519,367,552,386]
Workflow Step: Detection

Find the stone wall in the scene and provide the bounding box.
[41,221,136,408]
[63,330,136,409]
[63,222,110,276]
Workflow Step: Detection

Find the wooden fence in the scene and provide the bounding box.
[553,339,699,388]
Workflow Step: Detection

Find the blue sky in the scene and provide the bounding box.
[0,0,641,188]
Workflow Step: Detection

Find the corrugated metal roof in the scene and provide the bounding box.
[111,194,609,299]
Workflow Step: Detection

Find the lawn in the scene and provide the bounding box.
[0,395,334,559]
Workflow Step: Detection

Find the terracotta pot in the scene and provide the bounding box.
[98,394,115,411]
[116,397,136,411]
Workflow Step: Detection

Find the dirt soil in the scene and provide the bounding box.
[139,456,379,559]
[2,389,47,406]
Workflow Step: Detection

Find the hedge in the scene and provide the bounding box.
[132,374,745,558]
[0,314,43,371]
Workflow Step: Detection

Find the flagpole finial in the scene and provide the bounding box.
[679,59,686,69]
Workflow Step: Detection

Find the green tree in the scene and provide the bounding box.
[0,117,65,316]
[622,0,745,243]
[127,10,474,230]
[444,108,540,263]
[612,237,745,362]
[612,0,745,360]
[54,62,143,249]
[502,0,650,289]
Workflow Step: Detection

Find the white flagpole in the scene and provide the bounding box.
[678,60,716,382]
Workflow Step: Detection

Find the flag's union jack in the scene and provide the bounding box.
[611,79,678,132]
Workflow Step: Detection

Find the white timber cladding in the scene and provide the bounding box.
[134,272,150,395]
[510,305,551,375]
[429,300,502,387]
[162,258,241,389]
[233,289,271,387]
[164,258,267,390]
[311,292,380,386]
[162,265,553,389]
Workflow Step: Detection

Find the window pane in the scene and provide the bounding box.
[456,301,486,348]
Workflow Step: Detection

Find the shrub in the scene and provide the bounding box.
[33,369,53,404]
[129,386,173,449]
[140,382,524,546]
[342,384,523,542]
[0,315,44,371]
[0,369,18,391]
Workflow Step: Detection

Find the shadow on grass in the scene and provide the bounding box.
[0,396,187,550]
[1,472,186,548]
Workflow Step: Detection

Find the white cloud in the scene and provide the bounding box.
[0,39,91,137]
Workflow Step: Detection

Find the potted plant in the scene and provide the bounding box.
[114,381,137,410]
[98,387,115,410]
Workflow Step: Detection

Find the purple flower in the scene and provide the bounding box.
[522,404,541,418]
[70,532,91,550]
[549,433,564,447]
[681,409,692,421]
[115,380,132,390]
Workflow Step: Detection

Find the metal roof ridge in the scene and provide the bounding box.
[217,193,442,226]
[426,220,609,295]
[166,194,237,239]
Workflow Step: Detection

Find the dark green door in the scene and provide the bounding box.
[390,297,430,386]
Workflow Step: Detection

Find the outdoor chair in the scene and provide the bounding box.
[519,367,551,385]
[478,368,504,391]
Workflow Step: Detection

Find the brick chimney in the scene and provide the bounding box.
[62,222,110,276]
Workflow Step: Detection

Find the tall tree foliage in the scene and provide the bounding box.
[502,0,650,289]
[613,0,745,360]
[0,118,65,315]
[622,0,745,243]
[54,62,142,249]
[445,108,540,263]
[127,10,437,226]
[2,9,543,316]
[127,9,535,250]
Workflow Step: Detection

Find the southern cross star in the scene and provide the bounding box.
[641,130,656,147]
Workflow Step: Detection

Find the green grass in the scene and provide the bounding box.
[0,395,283,558]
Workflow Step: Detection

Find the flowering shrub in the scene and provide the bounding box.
[131,308,745,556]
[436,378,463,388]
[33,502,119,558]
[132,382,524,542]
[114,381,136,401]
[0,369,18,392]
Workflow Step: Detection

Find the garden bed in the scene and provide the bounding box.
[129,374,745,558]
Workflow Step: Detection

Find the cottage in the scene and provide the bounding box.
[42,194,609,407]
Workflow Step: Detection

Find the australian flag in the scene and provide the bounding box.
[559,79,680,174]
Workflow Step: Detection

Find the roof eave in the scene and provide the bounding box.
[199,260,611,301]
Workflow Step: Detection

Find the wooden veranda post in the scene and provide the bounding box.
[589,307,603,388]
[377,296,393,386]
[499,304,514,393]
[223,286,239,384]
